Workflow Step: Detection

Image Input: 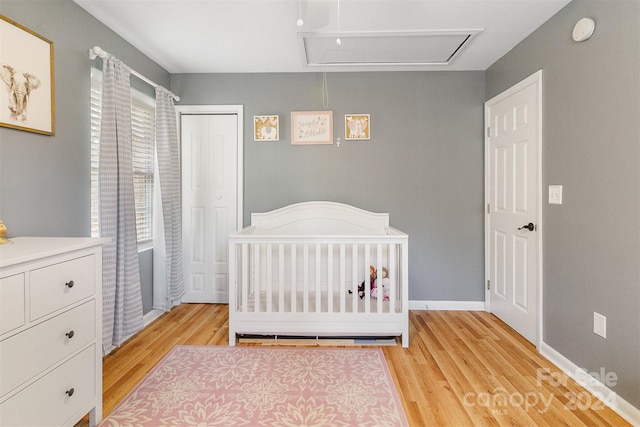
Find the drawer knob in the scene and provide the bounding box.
[65,280,75,288]
[66,388,75,397]
[65,330,75,339]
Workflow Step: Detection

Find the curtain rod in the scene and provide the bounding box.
[89,46,180,102]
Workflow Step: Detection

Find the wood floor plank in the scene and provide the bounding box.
[91,304,631,426]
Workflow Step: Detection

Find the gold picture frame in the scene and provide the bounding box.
[291,111,333,145]
[254,115,279,141]
[345,114,370,140]
[0,15,55,135]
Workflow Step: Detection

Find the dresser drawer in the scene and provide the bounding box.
[0,301,95,398]
[0,274,25,335]
[0,345,95,427]
[30,255,95,320]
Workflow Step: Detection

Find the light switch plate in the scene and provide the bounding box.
[549,185,563,205]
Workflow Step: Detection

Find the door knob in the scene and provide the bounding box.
[518,222,535,231]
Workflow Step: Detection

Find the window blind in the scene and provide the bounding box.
[90,68,156,242]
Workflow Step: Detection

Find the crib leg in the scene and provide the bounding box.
[402,332,409,348]
[229,331,236,346]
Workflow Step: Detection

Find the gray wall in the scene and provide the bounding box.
[487,0,640,408]
[2,0,639,409]
[171,72,486,301]
[0,0,169,313]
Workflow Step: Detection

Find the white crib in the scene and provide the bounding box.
[228,201,409,347]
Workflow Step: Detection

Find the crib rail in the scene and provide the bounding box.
[228,232,409,347]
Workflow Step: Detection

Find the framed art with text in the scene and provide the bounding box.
[291,111,333,145]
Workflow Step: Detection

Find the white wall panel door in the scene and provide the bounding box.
[181,112,240,303]
[485,71,542,345]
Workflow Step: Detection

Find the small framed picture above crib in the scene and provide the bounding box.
[345,114,370,140]
[291,111,333,145]
[254,115,279,141]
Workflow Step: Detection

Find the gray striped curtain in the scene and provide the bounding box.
[99,55,144,354]
[153,88,184,310]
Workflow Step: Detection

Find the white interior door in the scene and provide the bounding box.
[181,111,241,303]
[485,71,542,345]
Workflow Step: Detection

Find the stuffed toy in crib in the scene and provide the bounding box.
[349,265,376,299]
[370,267,391,301]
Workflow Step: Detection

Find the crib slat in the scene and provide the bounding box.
[229,243,237,311]
[254,244,260,312]
[315,244,321,312]
[389,243,396,311]
[241,243,249,312]
[365,244,372,313]
[266,244,273,313]
[327,244,333,313]
[352,244,358,313]
[291,243,297,313]
[340,244,346,314]
[278,244,284,313]
[377,243,383,314]
[303,244,309,313]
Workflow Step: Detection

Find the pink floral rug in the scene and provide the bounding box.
[99,346,408,426]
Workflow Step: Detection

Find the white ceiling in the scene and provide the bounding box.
[74,0,572,73]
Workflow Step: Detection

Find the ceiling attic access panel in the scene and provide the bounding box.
[299,30,482,67]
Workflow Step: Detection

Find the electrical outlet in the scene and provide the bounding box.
[549,185,563,205]
[594,312,606,338]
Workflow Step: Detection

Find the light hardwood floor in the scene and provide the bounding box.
[98,304,630,426]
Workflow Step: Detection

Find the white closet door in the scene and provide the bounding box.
[181,113,238,303]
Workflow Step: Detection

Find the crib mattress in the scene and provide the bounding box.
[242,290,398,314]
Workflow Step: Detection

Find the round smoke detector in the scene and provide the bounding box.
[573,18,596,42]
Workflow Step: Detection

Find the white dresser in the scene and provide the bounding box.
[0,237,107,427]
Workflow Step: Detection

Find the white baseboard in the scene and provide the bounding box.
[539,341,640,426]
[409,300,486,311]
[143,309,165,327]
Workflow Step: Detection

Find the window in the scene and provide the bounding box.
[90,68,156,242]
